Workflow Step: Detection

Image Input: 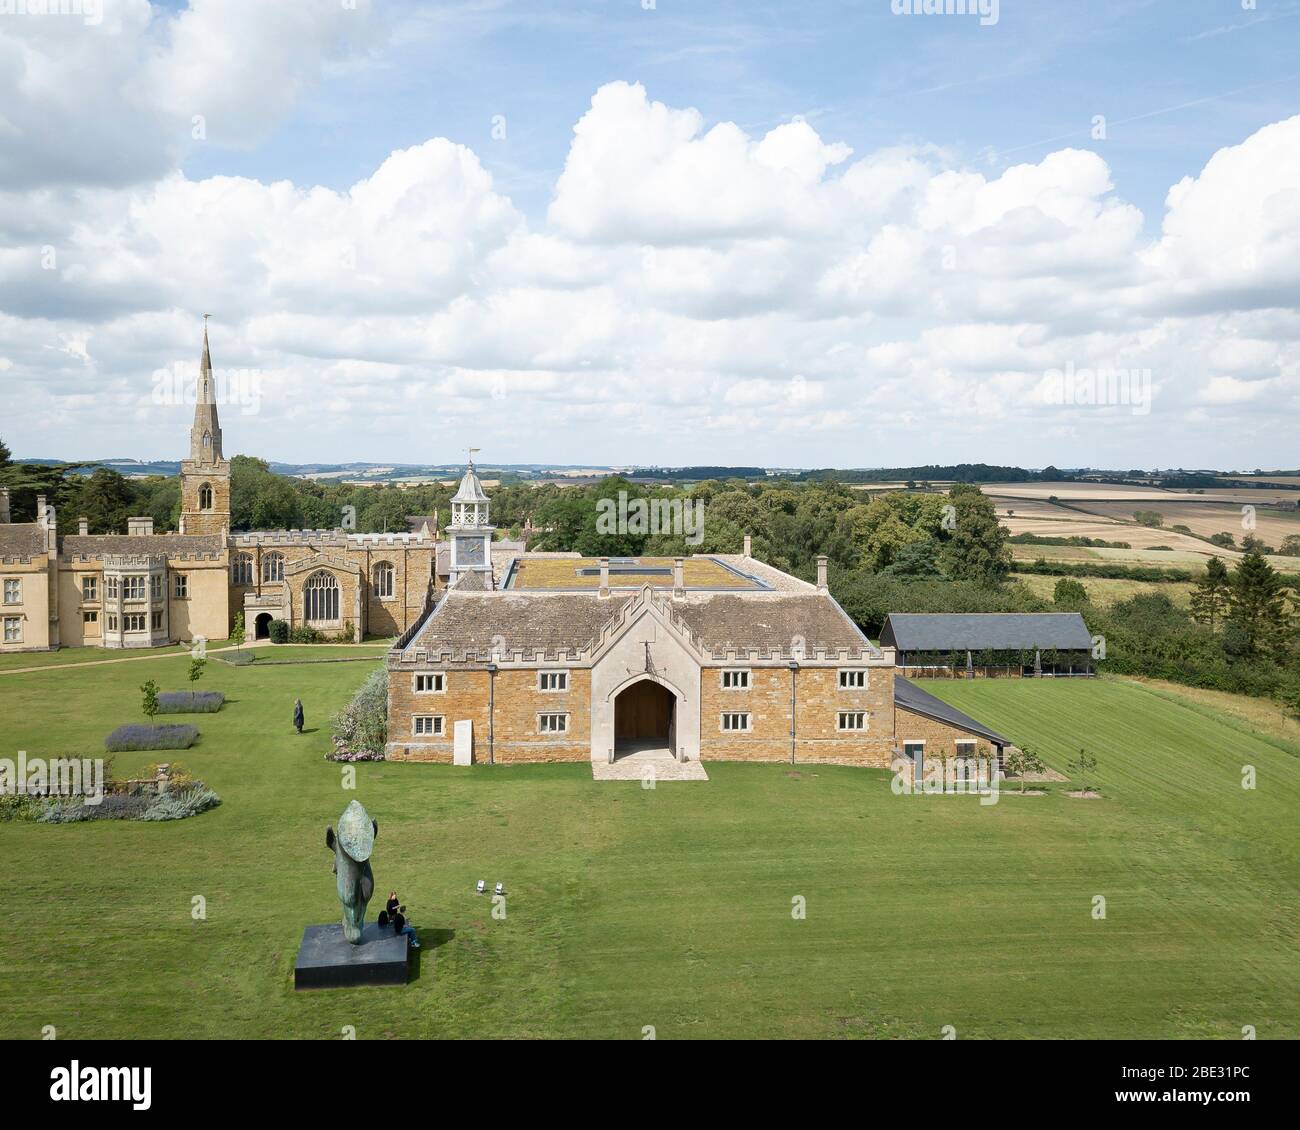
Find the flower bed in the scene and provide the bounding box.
[156,691,225,714]
[104,724,199,752]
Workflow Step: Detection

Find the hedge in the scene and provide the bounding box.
[104,724,199,753]
[156,691,225,714]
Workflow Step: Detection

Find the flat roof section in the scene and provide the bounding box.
[504,555,767,592]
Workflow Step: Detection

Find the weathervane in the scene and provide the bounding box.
[467,446,480,472]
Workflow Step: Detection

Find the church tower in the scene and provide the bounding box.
[447,450,495,588]
[179,319,232,536]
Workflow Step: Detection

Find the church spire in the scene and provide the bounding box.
[191,315,223,463]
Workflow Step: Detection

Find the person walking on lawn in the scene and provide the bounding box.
[293,698,305,734]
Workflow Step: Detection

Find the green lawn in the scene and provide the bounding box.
[0,661,1295,1039]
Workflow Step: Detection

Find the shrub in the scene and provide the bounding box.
[155,691,224,714]
[269,619,290,644]
[0,794,46,822]
[139,785,222,822]
[289,625,323,644]
[39,794,151,823]
[104,724,199,753]
[329,667,387,759]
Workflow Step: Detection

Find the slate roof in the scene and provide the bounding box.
[400,587,876,663]
[673,593,872,655]
[880,613,1092,652]
[894,677,1010,746]
[62,534,225,559]
[406,591,634,659]
[0,523,47,560]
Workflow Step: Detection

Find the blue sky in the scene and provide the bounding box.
[185,1,1300,229]
[3,0,1299,469]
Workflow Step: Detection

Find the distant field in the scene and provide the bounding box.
[1070,499,1300,546]
[1011,572,1196,608]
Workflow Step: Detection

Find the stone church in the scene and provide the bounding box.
[0,326,437,653]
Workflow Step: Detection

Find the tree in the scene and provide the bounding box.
[141,680,160,720]
[72,467,135,534]
[1209,531,1236,548]
[882,537,944,579]
[1226,552,1292,658]
[1067,749,1098,792]
[232,611,246,649]
[1133,509,1163,527]
[940,484,1010,584]
[188,658,206,685]
[1189,556,1231,632]
[1004,745,1045,794]
[0,436,10,467]
[1052,578,1088,607]
[1279,534,1300,558]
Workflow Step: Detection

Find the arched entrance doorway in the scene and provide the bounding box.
[254,612,272,640]
[613,678,676,760]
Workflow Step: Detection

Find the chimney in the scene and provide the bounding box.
[127,516,155,537]
[673,557,685,598]
[36,495,55,552]
[78,517,89,536]
[0,487,9,524]
[816,554,828,592]
[598,556,610,598]
[743,533,752,558]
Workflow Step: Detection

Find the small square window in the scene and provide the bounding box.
[174,574,188,599]
[837,711,867,731]
[721,712,751,732]
[2,579,20,605]
[2,616,21,643]
[414,672,445,693]
[539,713,568,734]
[413,715,444,736]
[721,669,750,690]
[538,670,568,692]
[83,611,98,625]
[81,577,97,602]
[151,611,163,631]
[838,669,866,689]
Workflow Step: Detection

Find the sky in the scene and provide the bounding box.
[2,0,1299,470]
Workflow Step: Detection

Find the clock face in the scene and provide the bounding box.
[457,536,485,566]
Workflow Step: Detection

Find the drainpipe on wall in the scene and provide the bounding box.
[789,660,799,764]
[486,663,496,765]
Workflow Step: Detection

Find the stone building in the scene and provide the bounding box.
[387,512,1008,769]
[0,326,437,653]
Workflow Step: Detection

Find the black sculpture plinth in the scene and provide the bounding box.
[294,923,410,990]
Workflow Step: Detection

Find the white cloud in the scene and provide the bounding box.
[2,73,1300,467]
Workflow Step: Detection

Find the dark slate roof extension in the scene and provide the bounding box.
[880,612,1092,652]
[894,676,1010,746]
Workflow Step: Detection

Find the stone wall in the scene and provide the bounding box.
[699,665,895,766]
[0,553,52,652]
[386,666,592,762]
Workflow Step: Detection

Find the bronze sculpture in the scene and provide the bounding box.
[325,799,378,944]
